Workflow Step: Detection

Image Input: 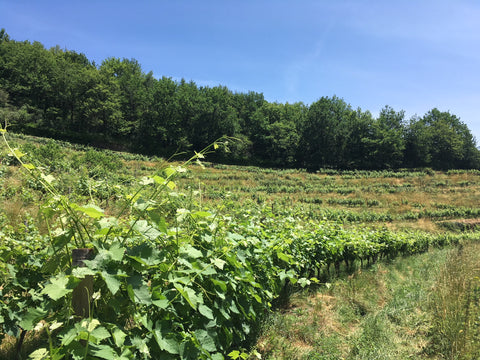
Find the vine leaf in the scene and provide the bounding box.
[40,173,56,184]
[71,203,104,219]
[28,348,49,360]
[19,307,48,331]
[198,304,214,320]
[41,274,72,300]
[194,329,216,352]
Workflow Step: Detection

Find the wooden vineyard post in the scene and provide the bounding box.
[72,248,94,318]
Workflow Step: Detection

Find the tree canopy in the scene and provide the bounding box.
[1,29,478,169]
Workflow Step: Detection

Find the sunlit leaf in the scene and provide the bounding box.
[28,348,49,360]
[211,258,226,270]
[174,284,200,309]
[139,176,154,185]
[181,244,203,259]
[164,167,176,178]
[11,148,25,158]
[41,173,55,184]
[23,163,36,170]
[112,327,127,348]
[41,274,72,300]
[192,211,212,219]
[152,175,166,184]
[228,350,240,359]
[198,304,214,320]
[71,203,104,218]
[90,344,117,359]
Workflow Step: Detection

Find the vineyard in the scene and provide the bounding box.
[1,132,480,359]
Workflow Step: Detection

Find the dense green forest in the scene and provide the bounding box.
[0,29,479,169]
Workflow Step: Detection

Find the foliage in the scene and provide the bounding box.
[3,128,478,359]
[427,242,480,359]
[1,29,479,169]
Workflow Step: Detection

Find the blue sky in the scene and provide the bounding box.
[2,0,480,142]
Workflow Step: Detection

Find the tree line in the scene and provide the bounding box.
[0,29,478,170]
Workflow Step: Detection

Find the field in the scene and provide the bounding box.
[1,132,480,359]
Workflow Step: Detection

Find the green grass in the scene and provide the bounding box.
[255,244,478,359]
[426,242,480,359]
[3,132,480,233]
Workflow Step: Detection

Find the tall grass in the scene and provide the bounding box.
[427,242,480,359]
[255,246,457,359]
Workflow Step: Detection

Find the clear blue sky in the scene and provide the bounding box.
[2,0,480,143]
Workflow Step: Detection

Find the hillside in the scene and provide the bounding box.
[1,132,480,359]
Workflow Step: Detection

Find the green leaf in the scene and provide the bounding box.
[112,327,127,348]
[192,211,213,219]
[152,175,166,184]
[82,318,100,332]
[127,275,152,305]
[152,290,169,308]
[198,304,214,320]
[253,294,262,303]
[132,219,161,240]
[152,298,169,309]
[131,336,151,356]
[154,330,180,354]
[228,350,240,359]
[90,326,111,343]
[60,327,77,346]
[128,243,162,266]
[164,167,176,178]
[101,271,121,295]
[22,163,36,170]
[133,284,152,305]
[11,148,25,158]
[147,211,168,233]
[211,258,226,270]
[139,176,154,185]
[211,278,227,292]
[40,173,55,184]
[72,267,95,278]
[195,329,216,352]
[19,307,47,331]
[174,284,200,309]
[181,244,203,259]
[90,344,117,359]
[42,274,72,300]
[71,203,104,219]
[96,217,118,231]
[276,251,292,263]
[28,348,49,360]
[107,242,125,262]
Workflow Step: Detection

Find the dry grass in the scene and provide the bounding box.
[255,246,456,359]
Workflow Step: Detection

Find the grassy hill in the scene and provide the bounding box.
[1,132,480,359]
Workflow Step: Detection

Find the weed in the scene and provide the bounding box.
[426,242,480,359]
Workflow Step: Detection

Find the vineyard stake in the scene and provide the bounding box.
[72,248,94,319]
